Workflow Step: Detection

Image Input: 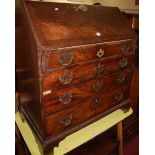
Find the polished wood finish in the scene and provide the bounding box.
[45,85,130,137]
[42,55,134,92]
[16,1,137,153]
[42,41,134,71]
[117,122,123,155]
[16,0,44,137]
[122,12,139,143]
[23,1,136,49]
[43,70,132,114]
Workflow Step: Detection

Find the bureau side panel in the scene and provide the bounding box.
[16,1,44,137]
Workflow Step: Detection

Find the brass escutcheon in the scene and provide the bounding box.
[74,4,88,11]
[59,70,73,84]
[58,52,73,66]
[96,48,105,58]
[59,92,72,104]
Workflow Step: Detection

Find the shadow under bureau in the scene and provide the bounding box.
[16,1,137,154]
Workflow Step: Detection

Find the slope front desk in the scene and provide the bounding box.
[16,1,137,153]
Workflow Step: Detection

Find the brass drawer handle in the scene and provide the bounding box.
[118,73,125,83]
[59,92,72,104]
[121,43,129,54]
[59,70,73,84]
[93,80,103,93]
[119,57,128,68]
[60,114,72,126]
[115,92,123,101]
[94,63,104,76]
[92,99,101,109]
[96,48,105,58]
[58,52,73,66]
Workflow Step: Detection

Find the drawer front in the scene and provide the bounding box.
[123,118,139,142]
[42,54,134,93]
[43,68,133,114]
[42,40,135,72]
[45,85,130,138]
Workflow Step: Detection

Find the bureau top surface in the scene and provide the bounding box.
[23,1,137,49]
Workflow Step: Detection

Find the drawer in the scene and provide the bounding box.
[44,85,130,138]
[123,118,139,142]
[42,54,134,93]
[43,68,132,114]
[42,40,135,72]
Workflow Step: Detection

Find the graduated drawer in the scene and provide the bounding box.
[43,68,133,114]
[44,85,130,138]
[41,40,135,72]
[42,54,134,94]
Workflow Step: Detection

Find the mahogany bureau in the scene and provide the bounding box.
[16,1,137,153]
